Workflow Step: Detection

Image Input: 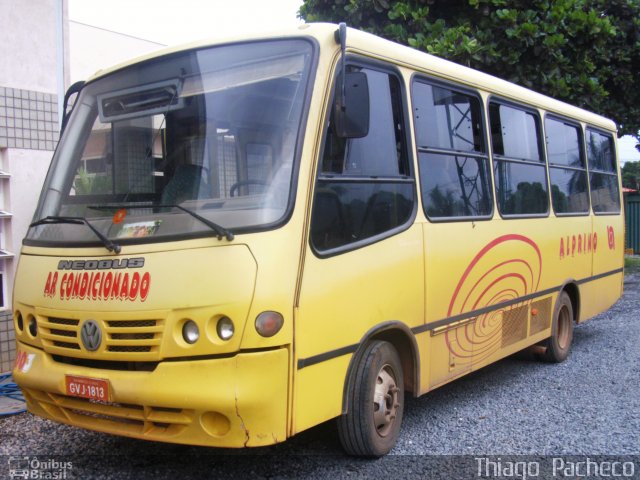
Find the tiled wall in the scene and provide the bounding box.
[0,87,59,151]
[0,311,15,373]
[0,85,60,372]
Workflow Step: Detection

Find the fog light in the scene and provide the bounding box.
[200,411,231,437]
[28,316,38,337]
[216,317,234,340]
[182,320,199,344]
[15,312,23,332]
[255,311,284,337]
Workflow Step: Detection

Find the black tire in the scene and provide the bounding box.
[539,291,574,363]
[337,340,404,457]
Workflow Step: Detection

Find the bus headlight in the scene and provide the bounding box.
[182,320,200,344]
[28,315,38,337]
[216,317,235,340]
[255,311,284,337]
[15,311,24,333]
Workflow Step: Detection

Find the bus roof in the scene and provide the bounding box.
[87,23,616,132]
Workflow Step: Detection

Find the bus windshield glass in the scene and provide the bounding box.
[27,39,314,246]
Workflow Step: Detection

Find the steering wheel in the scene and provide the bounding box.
[230,179,268,197]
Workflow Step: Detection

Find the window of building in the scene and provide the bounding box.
[586,128,620,213]
[311,65,414,253]
[545,117,589,214]
[0,148,12,310]
[490,102,548,216]
[412,80,492,219]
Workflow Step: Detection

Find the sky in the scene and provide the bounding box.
[68,0,640,164]
[69,0,304,46]
[618,136,640,164]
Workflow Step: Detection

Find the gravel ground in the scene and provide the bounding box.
[1,272,638,479]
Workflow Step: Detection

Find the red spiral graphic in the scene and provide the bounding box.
[445,234,542,364]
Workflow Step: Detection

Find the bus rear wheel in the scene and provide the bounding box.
[338,340,404,457]
[538,291,574,363]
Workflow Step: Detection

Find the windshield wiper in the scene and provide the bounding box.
[87,204,234,241]
[30,216,122,254]
[166,204,234,241]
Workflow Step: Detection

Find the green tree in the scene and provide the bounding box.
[299,0,640,140]
[623,160,640,190]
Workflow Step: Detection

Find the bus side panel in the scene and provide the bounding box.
[292,356,352,434]
[579,274,623,322]
[581,214,624,321]
[293,225,424,434]
[424,219,533,388]
[546,216,595,284]
[424,216,592,388]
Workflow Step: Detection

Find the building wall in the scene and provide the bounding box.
[0,0,69,93]
[0,3,163,373]
[0,0,69,373]
[70,21,164,83]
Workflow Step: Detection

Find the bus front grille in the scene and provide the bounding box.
[40,317,81,350]
[39,316,164,360]
[105,319,163,354]
[22,388,193,438]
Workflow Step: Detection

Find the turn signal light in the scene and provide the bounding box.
[255,311,284,338]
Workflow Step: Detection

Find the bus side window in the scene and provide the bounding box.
[586,129,620,214]
[412,80,492,220]
[545,117,589,215]
[311,65,414,253]
[490,102,549,216]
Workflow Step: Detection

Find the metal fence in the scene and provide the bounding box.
[625,193,640,254]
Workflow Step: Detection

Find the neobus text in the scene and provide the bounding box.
[56,258,145,270]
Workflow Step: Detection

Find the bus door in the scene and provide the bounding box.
[293,62,423,433]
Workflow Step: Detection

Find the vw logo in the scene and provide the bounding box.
[80,320,102,351]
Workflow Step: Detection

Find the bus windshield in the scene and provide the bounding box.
[27,39,314,247]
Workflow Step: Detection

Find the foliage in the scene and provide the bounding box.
[504,181,548,213]
[622,160,640,190]
[625,254,640,273]
[299,0,640,140]
[73,168,111,195]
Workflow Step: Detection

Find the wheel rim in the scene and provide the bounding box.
[373,364,400,437]
[557,305,571,350]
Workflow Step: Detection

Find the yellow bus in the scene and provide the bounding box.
[12,23,624,456]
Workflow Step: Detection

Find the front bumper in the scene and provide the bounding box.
[13,342,289,447]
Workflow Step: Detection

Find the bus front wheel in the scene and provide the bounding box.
[538,291,574,363]
[338,340,404,457]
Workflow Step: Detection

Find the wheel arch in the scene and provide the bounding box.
[559,280,581,323]
[341,321,420,414]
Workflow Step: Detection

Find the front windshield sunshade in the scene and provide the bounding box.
[28,39,313,247]
[98,80,184,122]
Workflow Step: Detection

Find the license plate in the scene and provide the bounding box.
[65,375,110,402]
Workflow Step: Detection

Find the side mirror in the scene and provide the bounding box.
[61,81,85,133]
[334,71,370,139]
